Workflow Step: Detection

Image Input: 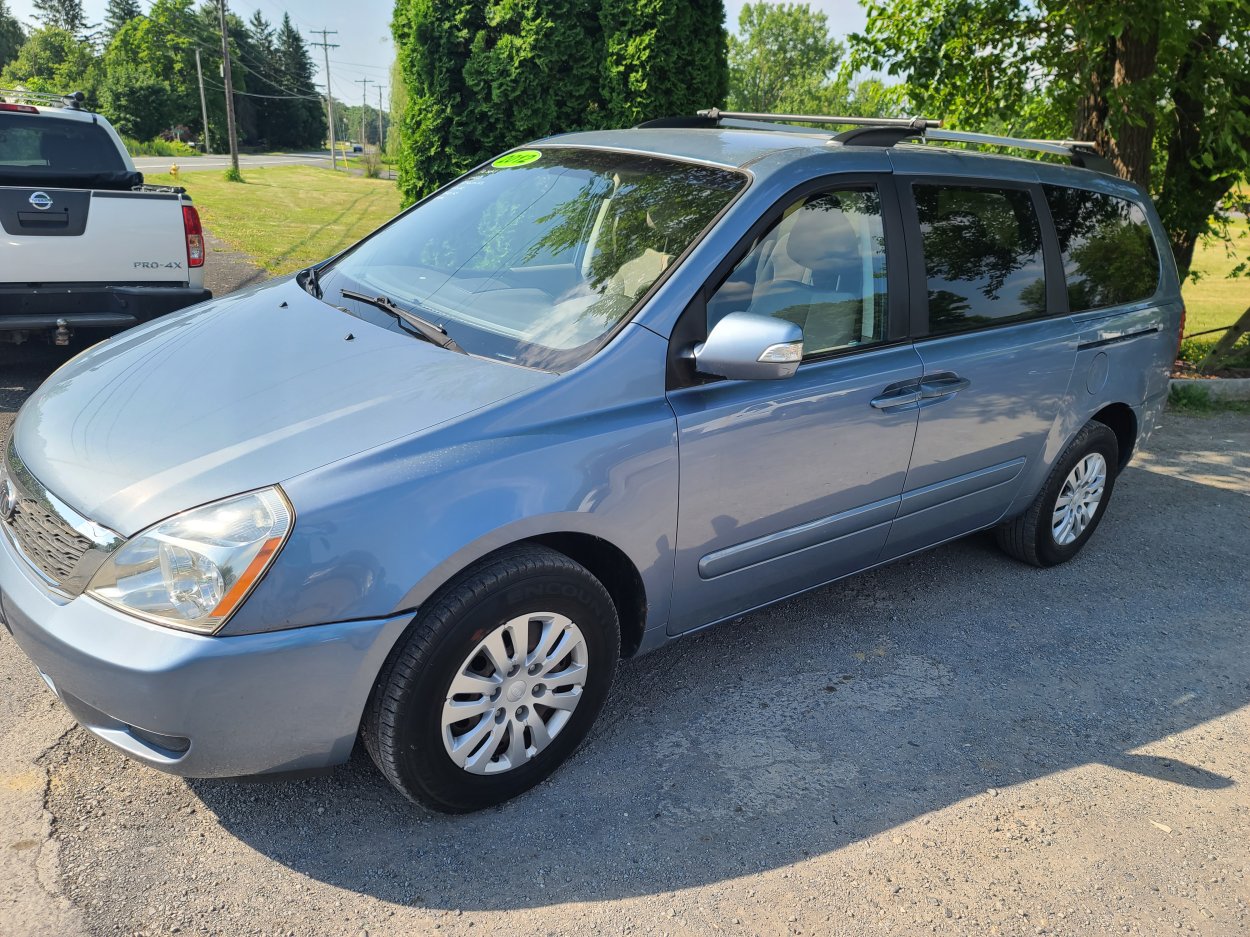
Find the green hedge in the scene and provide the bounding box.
[392,0,727,204]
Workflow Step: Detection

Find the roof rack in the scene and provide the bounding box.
[645,108,1114,174]
[696,108,941,132]
[0,88,86,110]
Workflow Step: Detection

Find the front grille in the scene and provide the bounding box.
[2,440,122,595]
[7,495,94,584]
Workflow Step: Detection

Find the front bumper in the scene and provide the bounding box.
[0,528,412,778]
[0,284,213,332]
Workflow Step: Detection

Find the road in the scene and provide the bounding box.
[1,318,1248,935]
[131,151,335,174]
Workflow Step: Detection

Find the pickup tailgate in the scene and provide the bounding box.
[0,187,191,284]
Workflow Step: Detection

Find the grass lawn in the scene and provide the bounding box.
[145,166,404,276]
[1181,216,1249,337]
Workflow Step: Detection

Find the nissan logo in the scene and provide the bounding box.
[28,191,53,211]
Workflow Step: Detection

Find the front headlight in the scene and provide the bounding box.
[87,487,293,634]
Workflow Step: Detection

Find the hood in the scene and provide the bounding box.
[13,279,552,534]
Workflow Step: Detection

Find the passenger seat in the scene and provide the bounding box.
[748,201,863,353]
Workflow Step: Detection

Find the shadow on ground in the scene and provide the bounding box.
[172,450,1248,912]
[0,345,79,416]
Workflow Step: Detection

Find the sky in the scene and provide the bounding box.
[6,0,395,104]
[724,0,866,35]
[7,0,870,105]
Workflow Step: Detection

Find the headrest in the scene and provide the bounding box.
[785,201,858,273]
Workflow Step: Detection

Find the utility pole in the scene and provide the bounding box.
[216,0,239,175]
[376,85,385,154]
[309,28,340,169]
[355,77,372,150]
[194,48,212,155]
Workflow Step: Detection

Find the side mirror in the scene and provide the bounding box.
[691,312,803,380]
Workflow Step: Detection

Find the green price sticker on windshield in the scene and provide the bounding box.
[492,150,542,168]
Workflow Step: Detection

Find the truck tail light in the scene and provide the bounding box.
[182,204,205,268]
[0,103,39,113]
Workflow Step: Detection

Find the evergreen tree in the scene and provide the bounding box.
[247,9,273,49]
[600,0,728,125]
[392,0,730,203]
[462,0,603,157]
[273,13,325,149]
[393,0,488,202]
[0,0,25,71]
[245,10,276,144]
[393,0,606,202]
[103,0,141,42]
[30,0,90,37]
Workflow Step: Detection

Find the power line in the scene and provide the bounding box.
[309,28,340,170]
[204,79,320,101]
[330,59,391,72]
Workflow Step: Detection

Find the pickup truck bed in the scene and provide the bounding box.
[0,94,211,345]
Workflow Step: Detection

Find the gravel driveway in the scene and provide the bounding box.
[1,272,1247,935]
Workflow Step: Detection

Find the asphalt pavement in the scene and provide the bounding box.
[131,151,336,174]
[1,309,1248,935]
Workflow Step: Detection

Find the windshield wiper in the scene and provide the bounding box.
[340,288,467,354]
[301,264,322,298]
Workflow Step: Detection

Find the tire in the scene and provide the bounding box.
[995,421,1120,568]
[361,545,620,813]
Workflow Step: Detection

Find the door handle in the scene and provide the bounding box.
[919,373,971,399]
[870,382,922,410]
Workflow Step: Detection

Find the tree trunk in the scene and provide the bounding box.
[1106,27,1157,187]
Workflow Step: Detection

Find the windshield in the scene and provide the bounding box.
[320,147,746,370]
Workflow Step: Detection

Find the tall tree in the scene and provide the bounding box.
[393,0,729,203]
[273,12,325,149]
[728,2,841,113]
[245,10,277,142]
[600,0,728,125]
[0,0,25,71]
[30,0,89,37]
[103,0,141,42]
[462,0,603,156]
[850,0,1250,282]
[393,1,491,202]
[0,25,98,98]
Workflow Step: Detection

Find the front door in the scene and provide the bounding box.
[665,178,922,634]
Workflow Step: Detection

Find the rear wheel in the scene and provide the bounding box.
[362,545,620,812]
[995,421,1120,567]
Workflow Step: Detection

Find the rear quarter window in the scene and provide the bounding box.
[1043,185,1160,311]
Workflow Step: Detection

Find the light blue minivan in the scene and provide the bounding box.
[0,113,1180,811]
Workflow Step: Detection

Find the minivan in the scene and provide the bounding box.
[0,112,1180,812]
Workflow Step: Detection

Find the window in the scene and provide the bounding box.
[706,188,889,358]
[1043,186,1160,311]
[914,185,1048,335]
[321,148,744,371]
[0,115,126,173]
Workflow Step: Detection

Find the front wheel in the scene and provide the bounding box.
[362,545,620,812]
[995,420,1120,567]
